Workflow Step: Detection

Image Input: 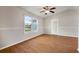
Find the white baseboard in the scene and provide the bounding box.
[46,33,78,38]
[57,34,78,38]
[0,33,78,51]
[0,33,43,50]
[77,48,79,52]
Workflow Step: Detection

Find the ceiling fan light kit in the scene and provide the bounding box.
[40,6,56,15]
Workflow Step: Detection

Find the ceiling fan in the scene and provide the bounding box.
[40,6,56,15]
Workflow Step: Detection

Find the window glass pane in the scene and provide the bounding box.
[24,16,38,32]
[24,16,32,32]
[31,20,37,31]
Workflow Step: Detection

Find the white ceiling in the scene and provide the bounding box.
[21,6,70,18]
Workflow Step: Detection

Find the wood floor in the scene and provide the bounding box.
[0,34,78,53]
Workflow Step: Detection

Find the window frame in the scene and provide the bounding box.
[24,16,38,34]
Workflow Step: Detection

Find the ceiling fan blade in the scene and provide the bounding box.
[50,11,55,13]
[43,6,48,10]
[43,7,46,9]
[50,7,56,10]
[40,10,45,13]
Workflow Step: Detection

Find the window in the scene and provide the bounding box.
[24,16,38,33]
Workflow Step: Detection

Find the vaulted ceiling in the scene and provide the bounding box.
[20,6,71,18]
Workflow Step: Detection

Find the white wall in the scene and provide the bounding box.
[44,8,78,37]
[44,7,79,51]
[78,16,79,51]
[0,7,44,50]
[75,7,79,51]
